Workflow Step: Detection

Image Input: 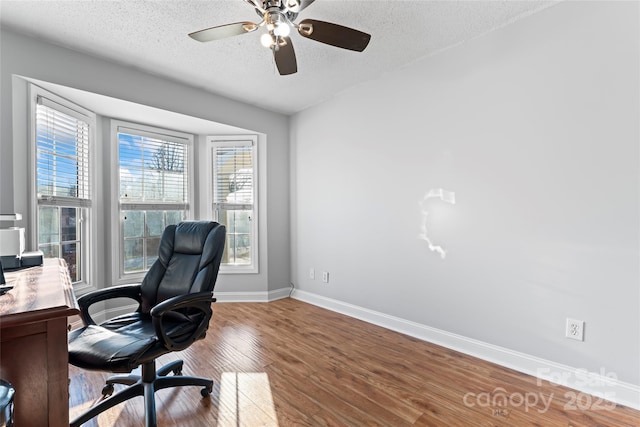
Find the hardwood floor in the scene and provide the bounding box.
[69,298,640,426]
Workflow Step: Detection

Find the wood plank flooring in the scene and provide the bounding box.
[69,298,640,426]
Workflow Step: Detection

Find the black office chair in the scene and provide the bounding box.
[68,221,225,427]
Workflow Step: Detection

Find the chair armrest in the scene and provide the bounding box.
[77,284,143,326]
[150,292,216,351]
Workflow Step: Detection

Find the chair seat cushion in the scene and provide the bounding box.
[68,312,200,373]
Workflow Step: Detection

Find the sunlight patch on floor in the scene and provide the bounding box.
[217,372,279,426]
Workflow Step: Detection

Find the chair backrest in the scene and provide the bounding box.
[139,221,225,314]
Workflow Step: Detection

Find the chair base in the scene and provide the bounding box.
[70,360,213,427]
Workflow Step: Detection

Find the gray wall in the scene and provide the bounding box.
[291,1,639,386]
[0,29,290,294]
[2,0,638,403]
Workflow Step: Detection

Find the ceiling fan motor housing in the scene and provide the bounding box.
[258,0,298,23]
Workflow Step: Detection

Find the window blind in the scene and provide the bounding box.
[118,129,189,208]
[213,142,254,210]
[36,97,91,207]
[210,137,257,269]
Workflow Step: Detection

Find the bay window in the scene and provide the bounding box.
[114,122,193,279]
[32,88,95,284]
[208,135,258,272]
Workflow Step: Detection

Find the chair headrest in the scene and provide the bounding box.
[173,221,219,255]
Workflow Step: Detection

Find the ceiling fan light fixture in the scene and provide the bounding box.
[260,32,275,48]
[273,22,291,37]
[277,37,288,47]
[266,11,290,36]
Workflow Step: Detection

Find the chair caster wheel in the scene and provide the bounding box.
[201,386,212,397]
[102,383,114,398]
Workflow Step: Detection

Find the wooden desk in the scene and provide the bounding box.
[0,258,79,427]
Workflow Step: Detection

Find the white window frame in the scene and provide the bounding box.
[110,120,194,284]
[207,135,259,274]
[28,84,97,292]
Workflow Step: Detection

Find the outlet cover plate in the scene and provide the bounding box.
[566,318,585,341]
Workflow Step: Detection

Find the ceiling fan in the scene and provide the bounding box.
[188,0,371,75]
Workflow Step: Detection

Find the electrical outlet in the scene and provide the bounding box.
[322,271,329,283]
[566,318,585,341]
[309,268,315,280]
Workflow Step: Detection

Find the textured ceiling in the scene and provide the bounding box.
[0,0,557,115]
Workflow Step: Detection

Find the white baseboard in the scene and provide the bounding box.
[291,289,640,411]
[213,286,292,302]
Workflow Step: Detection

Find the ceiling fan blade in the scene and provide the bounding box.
[285,0,316,13]
[297,19,371,52]
[189,22,258,43]
[273,37,297,75]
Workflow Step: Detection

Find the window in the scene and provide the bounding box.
[114,122,193,278]
[32,91,94,284]
[208,136,258,272]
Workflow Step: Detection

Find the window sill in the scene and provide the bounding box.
[113,272,146,287]
[220,266,259,275]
